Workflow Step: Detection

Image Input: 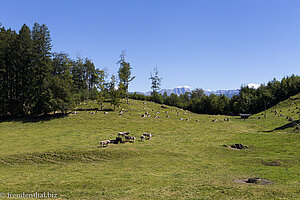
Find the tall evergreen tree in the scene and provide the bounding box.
[149,66,162,94]
[117,51,135,104]
[0,27,18,116]
[17,24,33,116]
[31,23,53,115]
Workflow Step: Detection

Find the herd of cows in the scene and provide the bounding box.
[99,132,153,147]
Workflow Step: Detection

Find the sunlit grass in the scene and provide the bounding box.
[0,95,299,199]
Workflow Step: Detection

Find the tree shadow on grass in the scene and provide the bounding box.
[261,120,299,132]
[75,108,114,112]
[0,108,116,124]
[0,113,70,124]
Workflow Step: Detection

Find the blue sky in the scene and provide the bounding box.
[1,0,299,92]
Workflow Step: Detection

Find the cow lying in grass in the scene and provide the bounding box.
[99,140,110,147]
[125,136,135,143]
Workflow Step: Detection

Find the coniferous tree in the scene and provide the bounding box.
[0,27,18,116]
[149,66,162,103]
[31,23,53,115]
[117,51,135,104]
[17,24,33,116]
[149,66,162,94]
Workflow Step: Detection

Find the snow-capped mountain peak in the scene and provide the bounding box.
[176,86,191,89]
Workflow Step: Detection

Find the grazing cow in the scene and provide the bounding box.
[142,133,152,139]
[141,135,145,141]
[99,140,110,147]
[124,132,130,136]
[118,132,125,137]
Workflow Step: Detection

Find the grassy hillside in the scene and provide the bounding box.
[0,94,299,199]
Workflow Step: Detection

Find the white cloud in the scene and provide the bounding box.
[247,83,260,89]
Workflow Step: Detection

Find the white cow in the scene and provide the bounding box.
[99,140,110,147]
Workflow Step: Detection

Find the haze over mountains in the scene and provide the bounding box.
[135,83,260,98]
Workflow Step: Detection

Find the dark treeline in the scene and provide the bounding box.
[129,75,300,115]
[0,23,134,117]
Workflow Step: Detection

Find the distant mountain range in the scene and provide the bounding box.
[135,86,239,98]
[134,83,260,98]
[203,89,240,98]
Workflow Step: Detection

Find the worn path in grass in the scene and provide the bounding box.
[0,95,299,199]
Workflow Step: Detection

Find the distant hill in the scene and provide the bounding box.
[252,92,300,132]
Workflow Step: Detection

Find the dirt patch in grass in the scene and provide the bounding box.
[261,160,282,166]
[234,177,273,185]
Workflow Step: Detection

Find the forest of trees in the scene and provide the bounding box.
[130,75,300,115]
[0,23,133,117]
[1,23,299,118]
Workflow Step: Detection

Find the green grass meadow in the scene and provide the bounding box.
[0,94,299,199]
